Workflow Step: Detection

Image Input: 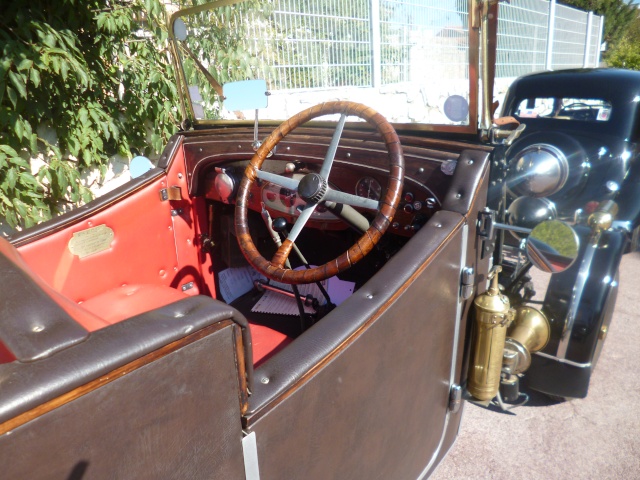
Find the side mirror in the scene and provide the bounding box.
[223,80,268,111]
[526,220,579,274]
[130,156,154,179]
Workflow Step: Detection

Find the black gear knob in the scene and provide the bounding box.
[272,217,288,233]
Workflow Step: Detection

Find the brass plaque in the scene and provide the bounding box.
[68,224,114,258]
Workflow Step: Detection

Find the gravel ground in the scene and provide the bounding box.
[431,252,640,480]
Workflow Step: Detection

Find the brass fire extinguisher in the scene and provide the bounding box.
[467,266,514,401]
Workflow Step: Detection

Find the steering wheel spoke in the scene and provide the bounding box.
[319,113,348,180]
[255,170,300,191]
[323,188,379,211]
[283,204,316,245]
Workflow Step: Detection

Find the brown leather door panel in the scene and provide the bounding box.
[245,210,468,479]
[0,319,246,479]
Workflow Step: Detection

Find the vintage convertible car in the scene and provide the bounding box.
[0,1,637,478]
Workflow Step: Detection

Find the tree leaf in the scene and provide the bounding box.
[6,86,17,108]
[8,71,27,98]
[29,68,41,88]
[6,168,18,189]
[17,59,33,71]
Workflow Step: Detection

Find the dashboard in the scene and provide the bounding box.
[203,158,447,236]
[182,128,463,237]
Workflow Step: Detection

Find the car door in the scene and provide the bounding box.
[242,151,490,479]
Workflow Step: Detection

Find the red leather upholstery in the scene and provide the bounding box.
[250,324,292,367]
[81,285,291,366]
[0,236,291,367]
[81,284,190,327]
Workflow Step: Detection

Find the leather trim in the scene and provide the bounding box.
[441,149,491,214]
[0,295,251,426]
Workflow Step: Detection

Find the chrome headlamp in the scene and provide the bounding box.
[507,143,569,198]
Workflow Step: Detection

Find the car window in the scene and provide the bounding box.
[514,97,612,122]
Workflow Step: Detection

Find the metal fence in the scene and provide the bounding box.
[497,0,603,79]
[173,0,603,90]
[245,0,469,90]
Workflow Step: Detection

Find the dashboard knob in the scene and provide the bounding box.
[404,192,414,202]
[403,204,414,213]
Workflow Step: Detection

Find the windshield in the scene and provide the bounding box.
[170,0,477,130]
[514,97,613,123]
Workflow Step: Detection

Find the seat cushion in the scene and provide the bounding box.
[250,323,292,367]
[81,284,190,328]
[81,283,291,366]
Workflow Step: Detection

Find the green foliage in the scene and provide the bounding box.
[560,0,639,56]
[607,13,640,69]
[0,0,179,229]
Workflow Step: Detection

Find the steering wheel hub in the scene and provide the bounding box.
[298,173,327,204]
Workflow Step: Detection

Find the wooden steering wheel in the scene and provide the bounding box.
[235,101,404,284]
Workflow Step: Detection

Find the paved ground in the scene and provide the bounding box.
[431,252,640,480]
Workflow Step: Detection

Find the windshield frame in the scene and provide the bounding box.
[168,0,485,135]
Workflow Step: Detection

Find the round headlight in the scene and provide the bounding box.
[507,143,569,198]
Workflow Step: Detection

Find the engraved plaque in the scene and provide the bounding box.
[68,224,114,258]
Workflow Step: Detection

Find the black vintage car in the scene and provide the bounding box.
[0,1,637,478]
[496,68,640,399]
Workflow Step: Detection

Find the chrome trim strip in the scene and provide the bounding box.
[418,222,468,479]
[556,238,596,359]
[534,351,592,368]
[242,431,261,480]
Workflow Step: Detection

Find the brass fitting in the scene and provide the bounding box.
[468,266,514,401]
[587,200,618,234]
[503,306,550,375]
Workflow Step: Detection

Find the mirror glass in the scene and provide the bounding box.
[526,220,579,274]
[223,80,268,111]
[173,18,187,41]
[130,156,154,179]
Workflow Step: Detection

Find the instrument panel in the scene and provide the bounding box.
[205,162,442,237]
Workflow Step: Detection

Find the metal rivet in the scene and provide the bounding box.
[32,325,44,333]
[435,224,442,228]
[178,173,183,179]
[418,167,425,174]
[366,294,373,299]
[199,148,203,152]
[238,145,243,149]
[159,270,165,276]
[467,160,474,165]
[455,193,462,199]
[346,152,351,158]
[261,377,270,384]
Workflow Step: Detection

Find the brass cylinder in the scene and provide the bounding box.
[467,268,513,401]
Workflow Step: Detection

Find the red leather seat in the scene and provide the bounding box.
[0,238,290,367]
[80,284,291,366]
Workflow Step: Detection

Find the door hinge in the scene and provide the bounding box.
[461,267,475,300]
[160,186,183,202]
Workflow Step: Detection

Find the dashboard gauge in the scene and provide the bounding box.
[355,176,382,201]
